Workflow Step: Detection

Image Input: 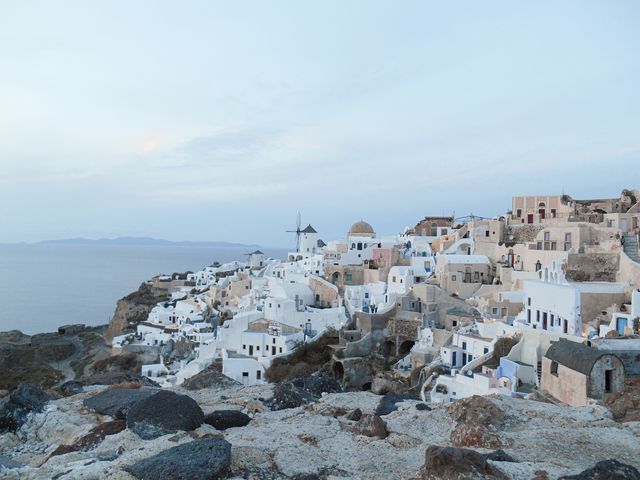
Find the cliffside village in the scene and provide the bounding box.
[111,189,640,408]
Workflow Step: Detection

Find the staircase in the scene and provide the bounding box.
[623,234,640,263]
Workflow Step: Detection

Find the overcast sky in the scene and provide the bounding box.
[1,1,638,248]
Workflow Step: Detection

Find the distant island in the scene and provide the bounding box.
[37,236,263,249]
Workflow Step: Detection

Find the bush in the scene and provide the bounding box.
[265,330,338,383]
[93,354,142,374]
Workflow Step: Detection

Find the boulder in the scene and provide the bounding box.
[126,390,204,439]
[416,403,432,411]
[0,383,50,432]
[420,445,507,480]
[350,414,388,439]
[125,438,231,480]
[266,381,317,411]
[83,387,156,419]
[182,367,239,390]
[558,459,640,480]
[203,410,251,430]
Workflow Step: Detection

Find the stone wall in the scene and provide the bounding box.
[564,253,620,282]
[587,355,625,401]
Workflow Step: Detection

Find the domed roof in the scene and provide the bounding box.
[349,220,375,236]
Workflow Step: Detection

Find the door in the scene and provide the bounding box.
[452,351,457,366]
[616,317,628,335]
[539,209,545,219]
[563,319,568,334]
[542,312,548,330]
[272,346,276,355]
[527,214,534,224]
[462,353,467,365]
[249,345,253,356]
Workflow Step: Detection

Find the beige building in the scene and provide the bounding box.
[435,254,493,299]
[541,339,625,406]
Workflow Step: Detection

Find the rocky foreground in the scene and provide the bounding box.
[0,374,639,480]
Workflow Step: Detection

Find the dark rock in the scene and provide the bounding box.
[416,403,432,411]
[125,438,231,480]
[127,390,204,439]
[558,459,640,480]
[420,445,507,479]
[289,373,342,397]
[485,450,517,463]
[76,372,160,388]
[57,381,84,396]
[182,367,239,390]
[83,387,156,419]
[203,410,251,430]
[346,408,362,421]
[374,391,418,416]
[266,381,317,411]
[50,420,126,457]
[0,383,50,432]
[350,414,388,438]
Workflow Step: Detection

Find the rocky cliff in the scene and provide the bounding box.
[104,282,170,342]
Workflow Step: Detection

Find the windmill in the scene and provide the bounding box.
[286,212,302,252]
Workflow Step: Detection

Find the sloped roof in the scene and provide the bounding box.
[544,339,614,375]
[317,239,327,247]
[301,224,317,233]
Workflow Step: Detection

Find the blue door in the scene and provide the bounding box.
[452,351,457,366]
[462,353,467,365]
[616,317,628,335]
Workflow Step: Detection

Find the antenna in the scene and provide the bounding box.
[286,212,302,252]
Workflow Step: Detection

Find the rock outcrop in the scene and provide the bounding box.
[0,384,50,432]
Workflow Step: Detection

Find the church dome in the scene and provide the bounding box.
[348,220,375,236]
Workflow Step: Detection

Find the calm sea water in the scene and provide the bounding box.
[0,244,287,335]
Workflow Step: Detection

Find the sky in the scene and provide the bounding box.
[1,0,638,248]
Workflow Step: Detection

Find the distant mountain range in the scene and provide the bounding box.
[37,236,262,249]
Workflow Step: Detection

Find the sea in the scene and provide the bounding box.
[0,244,288,335]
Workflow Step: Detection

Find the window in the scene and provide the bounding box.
[345,273,353,282]
[527,297,531,306]
[550,361,558,376]
[483,347,489,354]
[279,347,283,353]
[564,233,572,251]
[256,346,260,350]
[544,231,550,241]
[516,208,522,218]
[256,371,261,380]
[392,276,397,282]
[462,341,467,350]
[242,344,246,350]
[452,275,457,281]
[474,272,480,282]
[485,230,490,237]
[441,228,448,235]
[273,338,276,344]
[550,208,557,218]
[551,241,557,251]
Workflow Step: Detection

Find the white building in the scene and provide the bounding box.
[519,260,626,336]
